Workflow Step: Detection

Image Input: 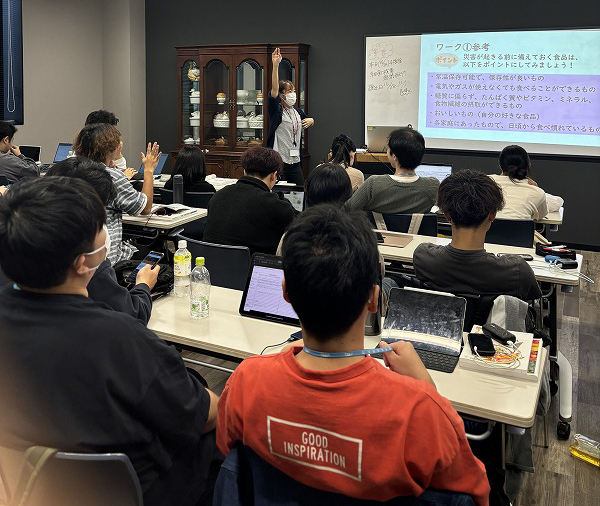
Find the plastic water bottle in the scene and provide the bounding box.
[173,240,191,297]
[190,257,210,318]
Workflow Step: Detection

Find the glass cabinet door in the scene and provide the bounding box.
[299,58,307,150]
[235,60,265,148]
[181,60,200,145]
[203,59,230,149]
[279,58,296,84]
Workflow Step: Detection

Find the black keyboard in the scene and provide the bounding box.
[371,339,460,373]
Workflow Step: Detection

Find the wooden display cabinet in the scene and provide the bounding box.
[176,43,310,179]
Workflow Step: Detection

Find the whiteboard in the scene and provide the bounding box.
[364,31,600,157]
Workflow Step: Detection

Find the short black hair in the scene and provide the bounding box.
[46,157,116,206]
[282,204,379,340]
[0,121,17,142]
[0,177,105,288]
[85,110,119,126]
[241,146,283,178]
[438,170,505,228]
[305,163,352,207]
[330,134,356,167]
[499,145,530,181]
[387,127,425,170]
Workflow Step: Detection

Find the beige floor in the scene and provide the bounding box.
[185,250,600,506]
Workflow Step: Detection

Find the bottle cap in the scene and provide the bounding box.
[178,240,187,248]
[196,257,205,267]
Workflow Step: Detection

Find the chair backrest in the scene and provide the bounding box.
[179,235,251,291]
[158,187,174,204]
[214,444,475,506]
[184,192,214,208]
[370,213,438,237]
[485,219,534,248]
[0,445,142,506]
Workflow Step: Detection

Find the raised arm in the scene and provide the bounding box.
[140,142,160,215]
[271,48,282,98]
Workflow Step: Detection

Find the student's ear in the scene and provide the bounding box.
[282,278,290,303]
[443,212,452,223]
[271,172,277,183]
[0,136,9,145]
[488,211,497,222]
[72,254,89,276]
[367,285,380,314]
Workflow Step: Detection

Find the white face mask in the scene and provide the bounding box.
[81,224,110,273]
[284,92,296,106]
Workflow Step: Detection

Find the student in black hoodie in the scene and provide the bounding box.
[47,157,158,324]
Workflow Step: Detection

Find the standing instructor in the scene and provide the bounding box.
[267,47,314,185]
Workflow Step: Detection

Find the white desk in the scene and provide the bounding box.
[122,208,207,229]
[377,233,582,287]
[537,207,563,226]
[148,287,546,428]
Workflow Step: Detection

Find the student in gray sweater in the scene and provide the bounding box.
[0,122,39,183]
[347,127,438,214]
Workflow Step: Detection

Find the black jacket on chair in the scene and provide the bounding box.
[203,176,296,255]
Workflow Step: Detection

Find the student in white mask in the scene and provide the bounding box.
[47,158,159,324]
[267,47,314,185]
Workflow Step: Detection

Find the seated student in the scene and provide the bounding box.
[46,157,158,324]
[413,170,542,301]
[0,177,218,506]
[217,205,490,505]
[73,123,160,264]
[85,109,128,171]
[203,146,295,254]
[0,121,39,183]
[165,145,216,193]
[330,134,364,193]
[489,145,562,220]
[347,127,438,214]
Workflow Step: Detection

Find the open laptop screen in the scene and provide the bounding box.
[54,143,74,163]
[19,146,41,162]
[138,153,169,175]
[239,253,299,326]
[414,163,452,183]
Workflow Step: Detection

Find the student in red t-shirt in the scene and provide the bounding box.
[217,205,490,505]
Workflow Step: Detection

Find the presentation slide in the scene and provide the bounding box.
[365,30,600,157]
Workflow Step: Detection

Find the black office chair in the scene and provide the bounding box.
[0,445,142,506]
[367,212,438,237]
[214,445,476,505]
[177,235,251,290]
[184,192,214,208]
[158,188,174,204]
[457,293,497,332]
[485,219,534,248]
[382,213,438,236]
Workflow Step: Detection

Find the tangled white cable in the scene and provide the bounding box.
[472,341,522,369]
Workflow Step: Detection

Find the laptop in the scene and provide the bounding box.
[239,253,300,326]
[415,163,452,183]
[375,288,465,373]
[54,143,75,163]
[132,153,169,179]
[366,125,402,153]
[275,189,304,212]
[19,145,41,162]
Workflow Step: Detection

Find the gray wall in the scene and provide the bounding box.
[145,0,600,247]
[18,0,145,165]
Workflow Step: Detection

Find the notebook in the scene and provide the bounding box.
[239,253,300,326]
[375,287,465,373]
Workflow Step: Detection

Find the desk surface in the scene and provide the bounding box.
[149,286,545,427]
[122,208,207,229]
[378,233,582,286]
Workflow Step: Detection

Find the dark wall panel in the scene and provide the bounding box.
[145,0,600,246]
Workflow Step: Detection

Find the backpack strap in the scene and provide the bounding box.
[407,213,424,235]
